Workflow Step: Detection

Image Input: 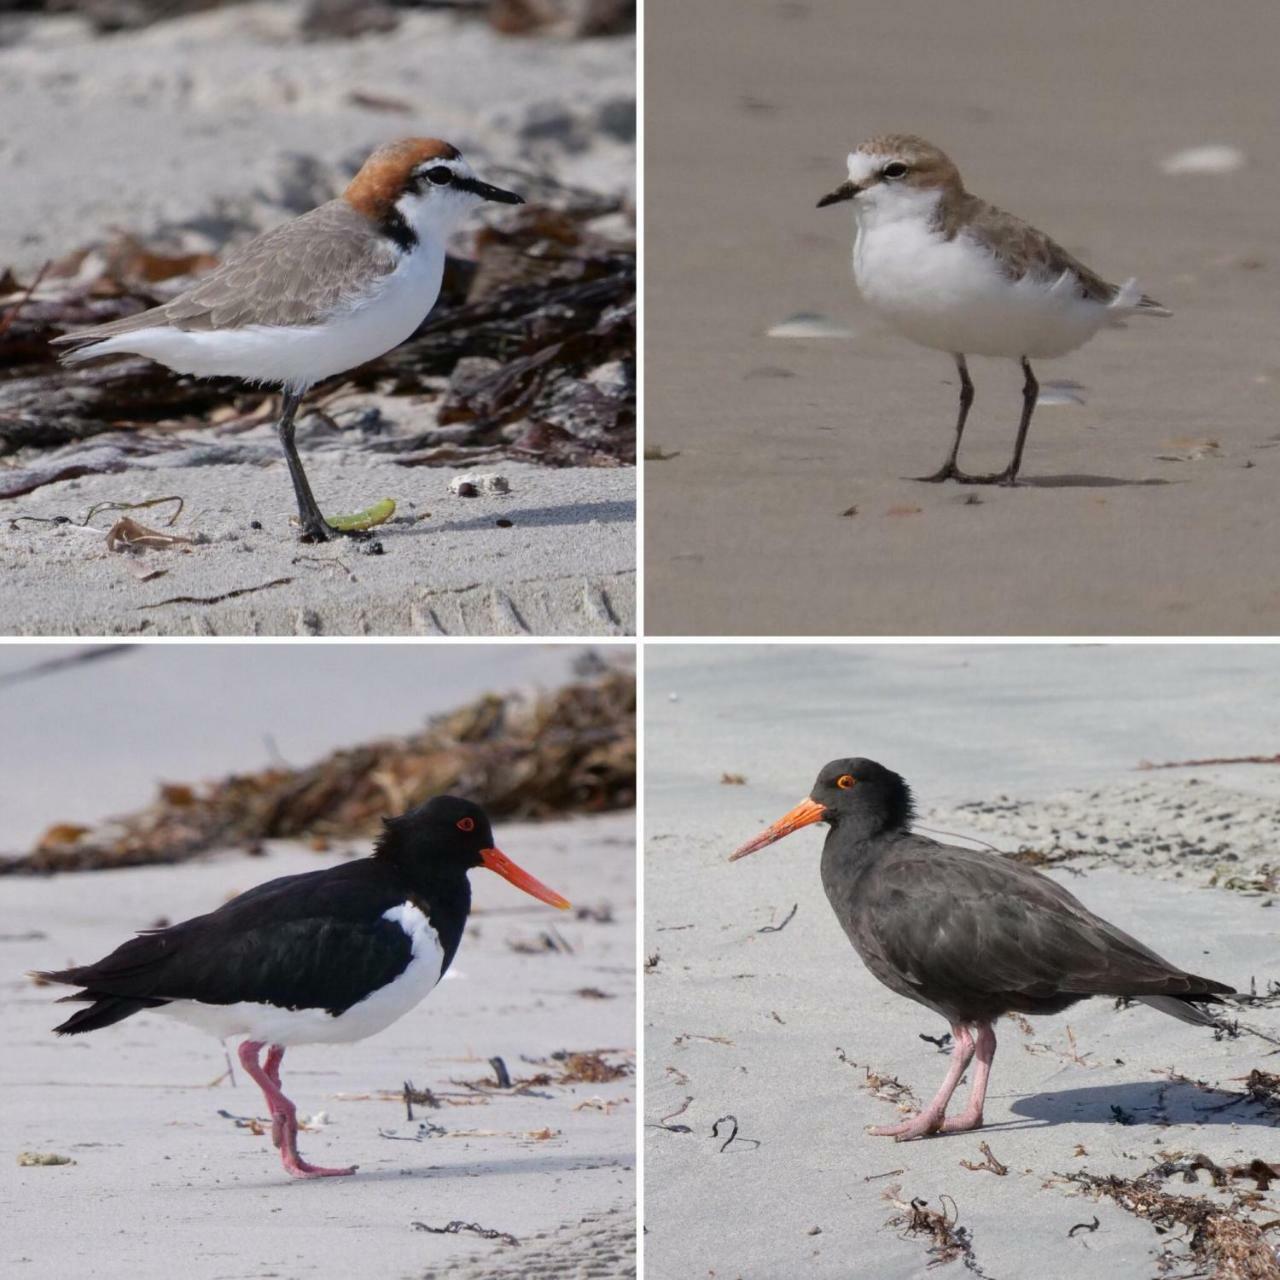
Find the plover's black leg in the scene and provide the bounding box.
[275,390,342,542]
[955,358,1038,485]
[915,354,979,483]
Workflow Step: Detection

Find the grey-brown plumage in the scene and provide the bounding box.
[731,758,1233,1141]
[51,201,398,350]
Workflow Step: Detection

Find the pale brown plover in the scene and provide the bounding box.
[53,138,522,541]
[817,134,1170,485]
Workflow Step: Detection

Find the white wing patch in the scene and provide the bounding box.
[158,901,446,1048]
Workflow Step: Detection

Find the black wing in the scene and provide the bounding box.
[38,860,417,1018]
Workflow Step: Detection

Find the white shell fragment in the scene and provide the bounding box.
[767,312,854,339]
[449,473,511,497]
[1159,145,1245,176]
[1036,380,1088,407]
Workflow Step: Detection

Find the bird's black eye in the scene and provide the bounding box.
[836,774,856,790]
[882,162,909,180]
[457,816,475,832]
[425,166,454,185]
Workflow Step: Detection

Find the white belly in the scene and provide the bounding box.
[81,243,445,392]
[158,902,446,1048]
[853,220,1110,360]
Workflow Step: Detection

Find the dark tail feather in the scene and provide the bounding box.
[1138,990,1232,1028]
[31,972,170,1034]
[49,992,169,1035]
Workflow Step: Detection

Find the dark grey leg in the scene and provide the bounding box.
[915,354,976,483]
[1002,357,1039,485]
[276,390,338,542]
[961,357,1038,486]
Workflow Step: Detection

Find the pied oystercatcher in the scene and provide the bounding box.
[35,795,570,1178]
[730,758,1233,1141]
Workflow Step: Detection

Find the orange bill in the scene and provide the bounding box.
[481,847,571,909]
[729,797,828,862]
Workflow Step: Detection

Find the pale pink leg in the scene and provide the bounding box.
[869,1024,975,1141]
[236,1040,356,1180]
[938,1021,996,1134]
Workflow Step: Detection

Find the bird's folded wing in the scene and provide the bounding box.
[52,200,399,346]
[867,854,1214,1001]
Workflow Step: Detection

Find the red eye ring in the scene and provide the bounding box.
[836,775,856,790]
[457,816,475,832]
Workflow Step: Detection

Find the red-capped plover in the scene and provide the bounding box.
[817,135,1170,485]
[34,796,570,1180]
[53,139,522,541]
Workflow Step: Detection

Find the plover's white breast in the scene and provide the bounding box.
[854,217,1116,361]
[158,901,446,1047]
[80,238,446,392]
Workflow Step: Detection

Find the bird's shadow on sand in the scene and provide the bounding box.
[400,500,633,537]
[219,1151,628,1192]
[1016,474,1173,489]
[1004,1079,1274,1129]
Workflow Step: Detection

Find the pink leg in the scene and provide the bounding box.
[236,1040,356,1180]
[263,1044,286,1149]
[938,1021,996,1134]
[869,1024,975,1141]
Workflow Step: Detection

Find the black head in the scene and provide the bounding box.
[729,757,914,861]
[376,795,569,908]
[810,758,914,832]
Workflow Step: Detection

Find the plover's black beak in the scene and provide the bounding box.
[816,180,859,209]
[456,176,524,205]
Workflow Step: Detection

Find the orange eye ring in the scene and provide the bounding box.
[836,775,856,790]
[457,816,475,832]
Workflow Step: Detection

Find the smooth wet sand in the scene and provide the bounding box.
[644,0,1280,635]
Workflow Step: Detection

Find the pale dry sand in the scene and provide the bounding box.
[644,646,1280,1278]
[644,0,1280,635]
[0,458,634,636]
[2,814,636,1280]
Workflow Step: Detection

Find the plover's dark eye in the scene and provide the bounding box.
[456,816,475,832]
[425,166,454,185]
[881,162,909,180]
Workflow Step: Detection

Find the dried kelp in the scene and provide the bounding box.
[1,195,634,474]
[1,667,634,874]
[1062,1167,1280,1280]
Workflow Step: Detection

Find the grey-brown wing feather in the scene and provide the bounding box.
[944,195,1164,309]
[53,201,396,348]
[850,842,1228,1010]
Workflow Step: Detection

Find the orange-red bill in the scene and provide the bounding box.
[480,847,571,909]
[729,797,828,862]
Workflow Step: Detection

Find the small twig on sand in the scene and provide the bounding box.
[411,1220,519,1247]
[757,903,798,934]
[711,1114,760,1153]
[884,1187,992,1276]
[1067,1216,1100,1238]
[1138,753,1280,770]
[960,1142,1009,1176]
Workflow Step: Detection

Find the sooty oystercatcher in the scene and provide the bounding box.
[34,795,570,1178]
[730,758,1234,1141]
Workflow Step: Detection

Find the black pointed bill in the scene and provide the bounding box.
[455,176,524,205]
[480,847,570,909]
[816,180,860,209]
[729,797,828,861]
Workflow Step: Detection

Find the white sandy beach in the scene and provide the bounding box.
[0,459,634,636]
[644,646,1280,1279]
